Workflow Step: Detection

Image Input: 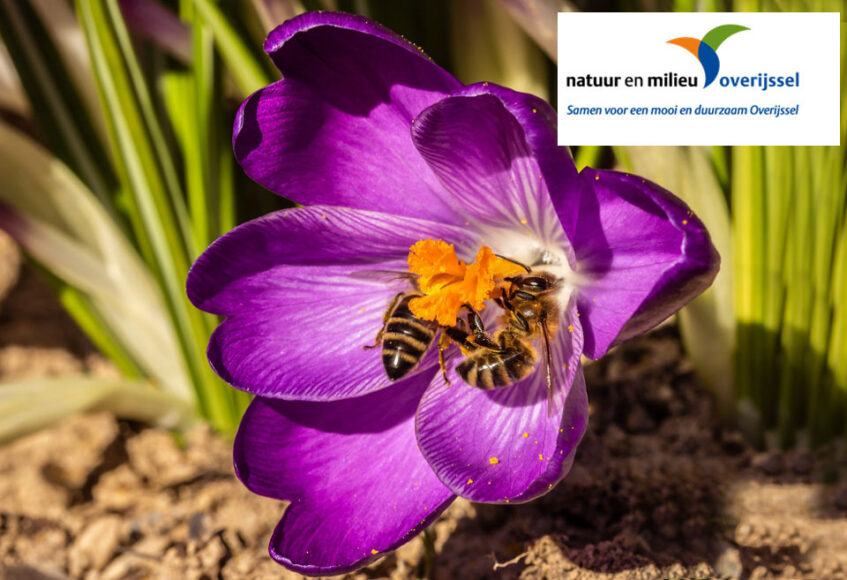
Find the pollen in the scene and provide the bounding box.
[682,219,689,225]
[520,219,528,225]
[489,456,500,464]
[539,454,544,460]
[467,478,474,484]
[522,432,529,438]
[407,239,524,326]
[568,324,574,333]
[371,549,378,555]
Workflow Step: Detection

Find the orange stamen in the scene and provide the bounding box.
[407,239,525,326]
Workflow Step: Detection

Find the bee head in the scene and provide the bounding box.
[506,271,560,297]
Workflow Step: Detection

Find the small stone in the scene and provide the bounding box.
[790,451,814,475]
[753,452,785,476]
[68,515,124,577]
[721,432,747,455]
[713,543,743,579]
[197,535,229,572]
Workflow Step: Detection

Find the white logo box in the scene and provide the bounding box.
[557,12,841,146]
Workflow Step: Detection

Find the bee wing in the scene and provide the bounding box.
[348,269,418,286]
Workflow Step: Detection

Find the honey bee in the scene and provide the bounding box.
[449,266,562,407]
[365,291,438,381]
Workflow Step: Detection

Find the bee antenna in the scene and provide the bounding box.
[495,254,531,273]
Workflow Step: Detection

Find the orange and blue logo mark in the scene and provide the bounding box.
[668,25,749,88]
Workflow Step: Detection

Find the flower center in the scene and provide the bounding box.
[406,239,526,326]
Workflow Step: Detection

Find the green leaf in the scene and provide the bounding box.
[192,0,274,96]
[0,0,117,210]
[0,121,194,402]
[0,377,197,444]
[450,0,549,99]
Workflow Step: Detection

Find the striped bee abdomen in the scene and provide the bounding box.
[382,294,436,381]
[456,331,536,390]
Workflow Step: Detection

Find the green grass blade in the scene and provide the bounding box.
[193,0,274,96]
[58,284,144,378]
[77,0,241,433]
[0,0,117,210]
[575,146,603,171]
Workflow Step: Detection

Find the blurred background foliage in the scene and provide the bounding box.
[0,0,843,451]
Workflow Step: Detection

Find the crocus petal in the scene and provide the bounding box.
[574,169,720,358]
[411,84,578,249]
[234,12,463,223]
[187,206,477,400]
[234,369,455,575]
[415,299,587,503]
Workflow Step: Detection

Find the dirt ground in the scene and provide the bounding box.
[1,256,847,579]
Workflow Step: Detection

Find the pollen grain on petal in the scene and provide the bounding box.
[489,456,500,464]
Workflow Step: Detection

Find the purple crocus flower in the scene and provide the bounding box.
[186,12,719,575]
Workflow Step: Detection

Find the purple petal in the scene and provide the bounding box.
[411,83,578,248]
[234,369,455,575]
[415,299,587,503]
[574,169,720,358]
[187,206,477,400]
[234,13,463,223]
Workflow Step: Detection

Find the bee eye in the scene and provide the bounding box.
[522,277,549,290]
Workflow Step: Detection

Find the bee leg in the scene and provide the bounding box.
[463,304,486,334]
[460,304,503,352]
[443,326,474,351]
[498,294,515,313]
[514,290,537,301]
[437,332,452,386]
[363,292,403,349]
[513,312,531,333]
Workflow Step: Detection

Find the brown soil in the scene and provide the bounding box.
[1,262,846,580]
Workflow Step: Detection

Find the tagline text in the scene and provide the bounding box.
[565,104,800,118]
